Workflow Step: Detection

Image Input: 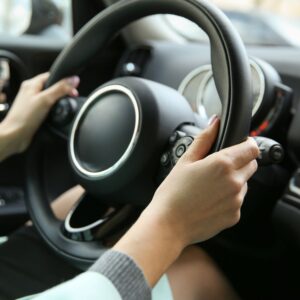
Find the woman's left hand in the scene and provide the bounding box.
[0,72,79,159]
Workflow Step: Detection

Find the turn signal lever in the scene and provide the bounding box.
[253,136,284,166]
[158,127,284,181]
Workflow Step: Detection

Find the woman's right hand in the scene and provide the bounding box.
[114,117,259,287]
[146,117,259,247]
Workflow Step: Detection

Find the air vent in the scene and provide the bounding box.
[118,47,152,77]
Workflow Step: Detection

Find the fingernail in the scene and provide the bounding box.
[208,114,219,126]
[249,137,258,147]
[70,88,79,97]
[0,93,7,103]
[67,76,80,88]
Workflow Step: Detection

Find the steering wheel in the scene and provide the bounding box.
[26,0,251,268]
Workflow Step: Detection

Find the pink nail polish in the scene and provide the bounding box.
[70,88,79,97]
[208,114,219,126]
[67,76,80,88]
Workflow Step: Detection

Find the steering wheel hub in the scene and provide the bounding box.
[69,77,196,204]
[70,85,141,178]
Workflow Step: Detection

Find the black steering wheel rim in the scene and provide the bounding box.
[26,0,252,267]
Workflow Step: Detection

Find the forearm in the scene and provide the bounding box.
[112,209,184,287]
[0,73,80,164]
[0,121,20,162]
[88,210,183,300]
[51,185,84,220]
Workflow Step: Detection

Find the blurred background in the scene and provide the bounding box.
[215,0,300,16]
[0,0,72,40]
[166,0,300,46]
[0,0,300,46]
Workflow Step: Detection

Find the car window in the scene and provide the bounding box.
[164,0,300,47]
[0,0,72,42]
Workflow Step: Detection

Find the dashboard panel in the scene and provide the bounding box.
[129,42,300,109]
[178,59,266,120]
[119,42,294,142]
[117,41,300,255]
[177,58,284,131]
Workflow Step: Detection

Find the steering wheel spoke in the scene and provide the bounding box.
[49,96,86,139]
[63,193,135,242]
[158,125,202,182]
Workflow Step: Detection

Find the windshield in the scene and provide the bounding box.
[0,0,72,40]
[165,0,300,47]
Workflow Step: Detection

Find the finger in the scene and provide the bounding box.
[221,137,259,169]
[28,72,50,92]
[39,76,80,106]
[181,115,220,163]
[33,72,50,83]
[239,183,248,204]
[233,183,248,210]
[236,159,258,182]
[0,93,7,103]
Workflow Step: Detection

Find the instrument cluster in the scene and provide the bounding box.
[178,58,292,137]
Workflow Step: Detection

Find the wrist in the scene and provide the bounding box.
[139,207,186,252]
[0,120,22,161]
[113,207,185,287]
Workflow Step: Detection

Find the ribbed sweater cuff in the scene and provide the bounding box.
[89,250,151,300]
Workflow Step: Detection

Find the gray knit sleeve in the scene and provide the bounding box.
[89,250,151,300]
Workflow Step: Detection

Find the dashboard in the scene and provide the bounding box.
[178,59,266,119]
[1,42,299,167]
[1,39,300,245]
[117,41,300,251]
[118,42,294,146]
[177,58,291,136]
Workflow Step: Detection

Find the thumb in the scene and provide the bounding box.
[181,116,220,163]
[39,76,80,106]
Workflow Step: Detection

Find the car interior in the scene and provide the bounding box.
[1,0,300,299]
